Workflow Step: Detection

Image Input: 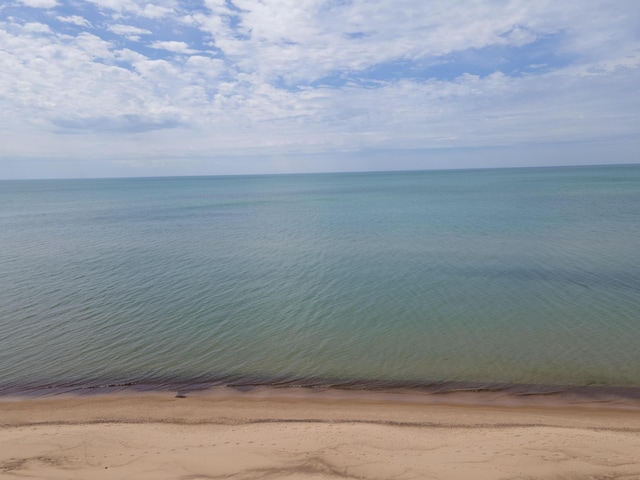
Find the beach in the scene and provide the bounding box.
[2,168,640,478]
[2,390,640,479]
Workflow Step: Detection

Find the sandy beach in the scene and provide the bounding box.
[1,390,640,480]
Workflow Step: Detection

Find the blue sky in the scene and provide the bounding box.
[1,0,639,178]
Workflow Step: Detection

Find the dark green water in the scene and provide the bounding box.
[1,165,639,396]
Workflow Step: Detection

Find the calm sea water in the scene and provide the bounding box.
[1,165,640,396]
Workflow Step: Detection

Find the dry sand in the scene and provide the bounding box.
[1,389,640,479]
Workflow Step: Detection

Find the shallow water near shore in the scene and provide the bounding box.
[1,164,640,398]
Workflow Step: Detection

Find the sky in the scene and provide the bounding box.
[1,0,639,179]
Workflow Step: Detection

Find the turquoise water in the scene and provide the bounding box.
[1,165,640,396]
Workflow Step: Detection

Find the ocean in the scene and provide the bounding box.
[1,164,640,398]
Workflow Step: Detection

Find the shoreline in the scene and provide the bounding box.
[3,377,640,406]
[2,390,640,479]
[3,380,640,412]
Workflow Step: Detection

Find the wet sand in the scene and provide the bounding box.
[2,390,640,479]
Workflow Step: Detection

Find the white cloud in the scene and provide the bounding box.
[194,0,541,82]
[0,0,639,178]
[108,24,151,41]
[140,4,173,18]
[57,15,92,28]
[190,0,640,86]
[84,0,176,18]
[150,40,196,54]
[83,0,139,12]
[22,22,51,33]
[18,0,57,8]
